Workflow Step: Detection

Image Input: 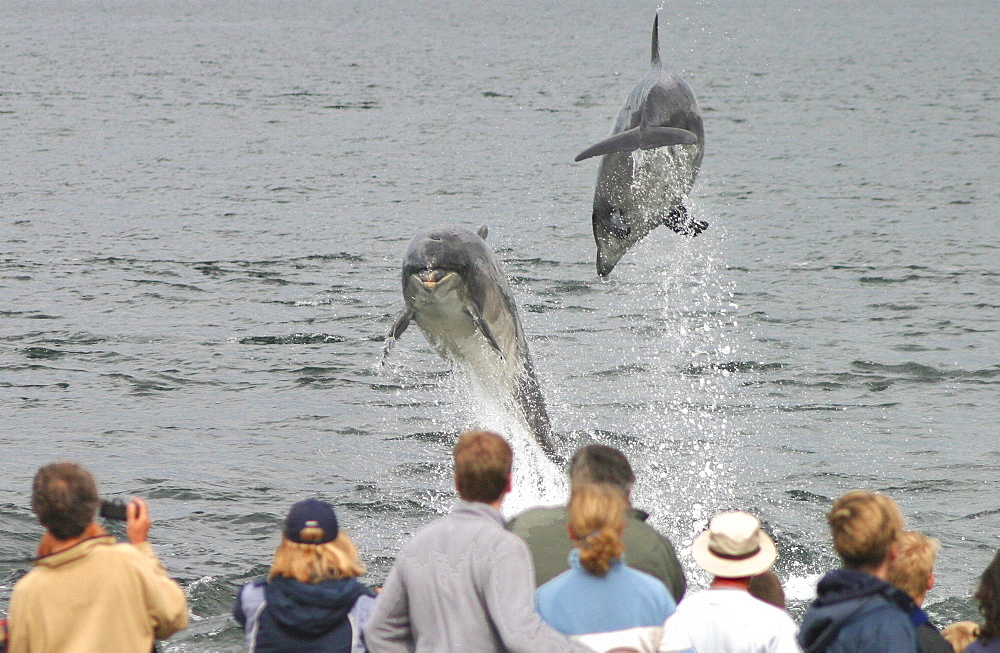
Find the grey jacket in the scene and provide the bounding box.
[363,500,587,653]
[507,505,687,602]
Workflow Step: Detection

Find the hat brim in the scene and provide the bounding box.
[691,529,777,578]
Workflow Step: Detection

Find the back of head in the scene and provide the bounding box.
[568,483,627,577]
[886,530,939,603]
[453,431,512,504]
[31,462,99,541]
[749,570,787,610]
[569,444,634,496]
[827,490,903,570]
[269,498,365,583]
[975,548,1000,640]
[269,535,365,583]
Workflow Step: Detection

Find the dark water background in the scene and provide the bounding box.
[1,1,997,649]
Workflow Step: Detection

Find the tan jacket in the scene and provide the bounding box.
[7,535,188,653]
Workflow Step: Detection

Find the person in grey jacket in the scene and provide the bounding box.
[363,431,588,653]
[507,444,686,602]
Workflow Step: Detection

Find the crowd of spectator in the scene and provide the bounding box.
[3,436,1000,652]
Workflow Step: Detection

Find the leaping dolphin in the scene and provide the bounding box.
[577,14,706,278]
[383,225,557,458]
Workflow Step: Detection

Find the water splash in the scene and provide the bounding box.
[609,196,749,569]
[378,349,566,518]
[450,365,567,517]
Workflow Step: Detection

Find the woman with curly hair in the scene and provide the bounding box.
[534,483,687,652]
[234,499,376,653]
[967,549,1000,652]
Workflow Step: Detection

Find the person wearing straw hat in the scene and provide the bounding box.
[660,510,799,652]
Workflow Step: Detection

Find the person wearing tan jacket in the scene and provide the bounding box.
[7,462,188,653]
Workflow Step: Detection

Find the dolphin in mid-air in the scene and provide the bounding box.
[383,225,557,458]
[577,14,706,278]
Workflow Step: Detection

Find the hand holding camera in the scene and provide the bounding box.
[100,497,152,544]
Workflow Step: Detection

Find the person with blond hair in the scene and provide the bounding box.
[966,548,1000,652]
[535,483,688,653]
[886,531,951,652]
[798,490,918,652]
[234,498,376,652]
[364,431,587,652]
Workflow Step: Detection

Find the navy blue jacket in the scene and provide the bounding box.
[233,576,376,653]
[909,606,952,653]
[798,568,918,653]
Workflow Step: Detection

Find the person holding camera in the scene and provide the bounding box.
[6,462,188,653]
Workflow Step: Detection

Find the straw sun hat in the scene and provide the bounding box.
[692,511,777,578]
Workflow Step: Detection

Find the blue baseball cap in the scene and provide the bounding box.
[284,498,339,544]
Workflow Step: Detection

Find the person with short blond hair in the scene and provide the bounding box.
[234,498,375,652]
[364,431,587,652]
[798,490,918,652]
[887,531,951,652]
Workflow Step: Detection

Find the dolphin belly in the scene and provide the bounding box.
[408,282,510,380]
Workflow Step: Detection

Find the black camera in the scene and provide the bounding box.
[99,499,129,521]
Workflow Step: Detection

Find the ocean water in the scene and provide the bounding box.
[1,0,997,649]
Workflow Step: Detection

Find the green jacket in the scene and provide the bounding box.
[507,505,687,602]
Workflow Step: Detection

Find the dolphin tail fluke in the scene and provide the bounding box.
[575,126,697,162]
[651,13,660,64]
[664,205,709,237]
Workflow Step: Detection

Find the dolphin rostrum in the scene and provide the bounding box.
[383,225,557,458]
[577,14,706,278]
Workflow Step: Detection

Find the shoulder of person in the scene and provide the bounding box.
[623,564,670,592]
[624,513,669,541]
[506,505,564,529]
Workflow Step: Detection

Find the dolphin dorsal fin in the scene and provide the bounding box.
[476,225,489,240]
[651,14,660,64]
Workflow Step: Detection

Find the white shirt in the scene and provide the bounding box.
[660,588,801,653]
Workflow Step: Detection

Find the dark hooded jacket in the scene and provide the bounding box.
[234,576,376,653]
[798,568,918,653]
[908,605,952,653]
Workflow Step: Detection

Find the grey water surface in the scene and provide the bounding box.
[1,1,997,649]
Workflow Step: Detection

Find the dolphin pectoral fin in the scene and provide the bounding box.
[663,206,709,237]
[466,308,505,360]
[640,126,699,149]
[475,225,489,240]
[382,307,415,362]
[576,126,697,162]
[575,128,644,162]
